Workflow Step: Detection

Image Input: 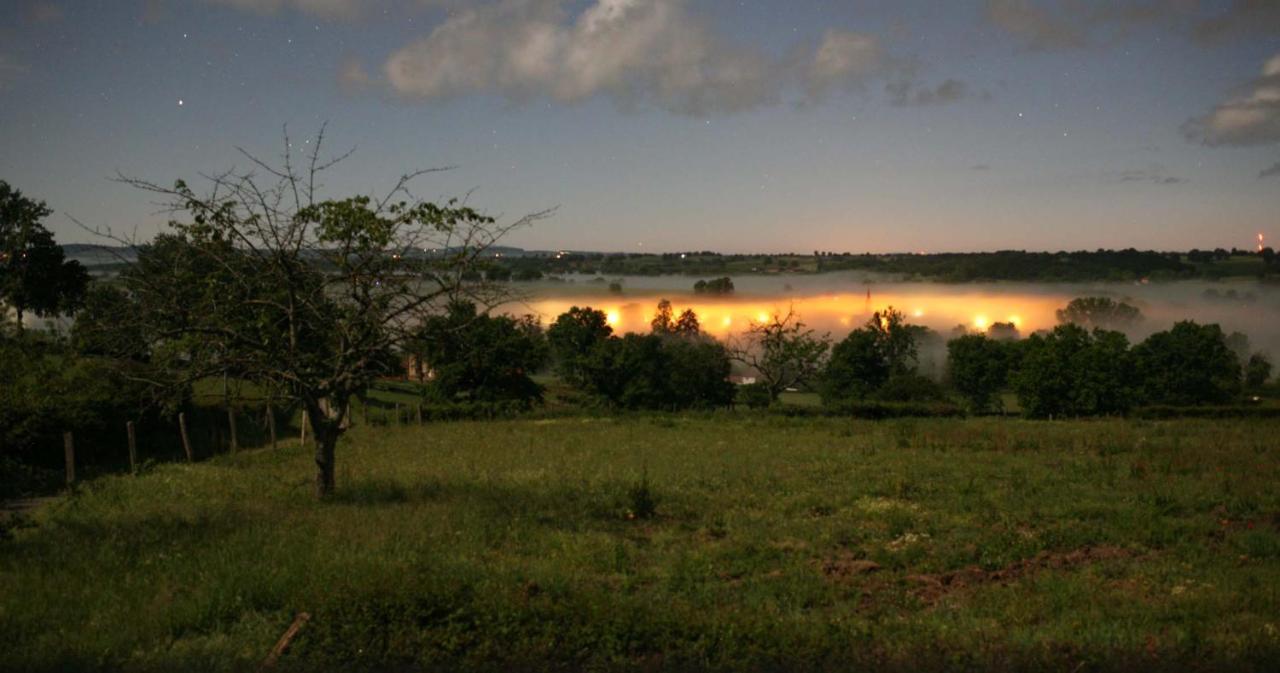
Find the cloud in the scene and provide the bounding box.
[971,164,992,171]
[0,54,30,92]
[205,0,364,19]
[1117,168,1186,185]
[984,0,1195,51]
[1183,54,1280,147]
[338,57,373,93]
[886,78,973,107]
[1261,162,1280,178]
[382,0,898,116]
[803,30,886,100]
[1193,0,1280,44]
[985,0,1086,50]
[385,0,799,116]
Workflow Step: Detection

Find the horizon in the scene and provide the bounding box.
[1,1,1278,253]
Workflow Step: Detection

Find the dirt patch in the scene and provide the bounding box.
[906,545,1135,603]
[818,551,882,582]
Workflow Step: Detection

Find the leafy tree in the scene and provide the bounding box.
[414,301,548,405]
[580,333,673,409]
[946,334,1011,413]
[1245,353,1272,389]
[1133,321,1241,405]
[820,307,921,403]
[651,298,675,334]
[674,308,700,336]
[693,276,734,295]
[1055,296,1142,330]
[92,131,541,497]
[663,337,735,409]
[1011,324,1136,418]
[731,308,830,401]
[987,322,1020,341]
[547,306,612,385]
[0,181,89,330]
[821,329,888,403]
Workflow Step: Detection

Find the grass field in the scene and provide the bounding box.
[2,416,1279,671]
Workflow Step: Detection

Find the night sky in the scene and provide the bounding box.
[0,0,1277,253]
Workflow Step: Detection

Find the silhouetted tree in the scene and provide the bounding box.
[1055,296,1142,330]
[414,301,547,405]
[90,129,544,497]
[1245,353,1273,389]
[1133,321,1241,405]
[731,307,830,401]
[547,306,612,386]
[1012,324,1135,418]
[0,181,89,330]
[946,334,1011,413]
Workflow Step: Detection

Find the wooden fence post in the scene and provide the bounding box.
[394,403,401,426]
[416,404,423,425]
[63,432,75,486]
[267,405,277,449]
[361,399,368,426]
[227,407,239,454]
[179,413,193,463]
[126,421,138,474]
[300,410,308,447]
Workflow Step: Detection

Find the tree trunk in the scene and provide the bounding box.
[308,397,346,498]
[314,429,336,498]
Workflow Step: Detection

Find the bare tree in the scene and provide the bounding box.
[83,126,549,497]
[729,307,829,401]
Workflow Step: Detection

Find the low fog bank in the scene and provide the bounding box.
[513,273,1280,361]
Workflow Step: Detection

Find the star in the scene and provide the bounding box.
[177,99,184,106]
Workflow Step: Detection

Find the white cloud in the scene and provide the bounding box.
[384,0,899,116]
[386,0,791,115]
[1184,54,1280,147]
[803,30,885,100]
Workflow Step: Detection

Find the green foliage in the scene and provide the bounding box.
[821,329,888,402]
[1133,321,1242,405]
[733,309,830,401]
[874,373,947,403]
[946,334,1012,413]
[578,331,734,410]
[413,301,548,406]
[821,307,929,404]
[1055,296,1143,330]
[546,306,613,386]
[1245,353,1272,389]
[1012,324,1136,418]
[692,276,734,295]
[736,382,772,409]
[0,181,89,328]
[0,333,164,493]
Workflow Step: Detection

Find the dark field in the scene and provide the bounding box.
[2,416,1278,671]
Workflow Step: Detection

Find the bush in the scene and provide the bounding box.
[875,373,947,403]
[578,333,734,411]
[736,382,772,409]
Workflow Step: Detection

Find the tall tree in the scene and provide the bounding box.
[546,306,612,385]
[0,181,89,330]
[731,307,830,401]
[1055,296,1142,330]
[88,129,545,497]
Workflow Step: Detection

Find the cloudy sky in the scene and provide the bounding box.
[0,0,1277,253]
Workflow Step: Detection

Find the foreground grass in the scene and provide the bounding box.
[2,416,1278,671]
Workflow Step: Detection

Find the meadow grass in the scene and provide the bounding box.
[2,415,1278,671]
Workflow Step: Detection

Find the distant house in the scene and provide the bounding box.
[729,375,757,385]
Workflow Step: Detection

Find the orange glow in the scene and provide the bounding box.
[503,291,1076,341]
